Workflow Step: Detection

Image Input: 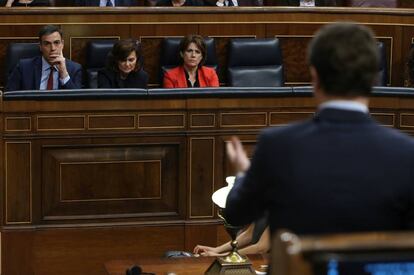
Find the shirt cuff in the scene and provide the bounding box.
[60,75,70,86]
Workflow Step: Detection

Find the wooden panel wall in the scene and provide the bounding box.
[1,7,414,88]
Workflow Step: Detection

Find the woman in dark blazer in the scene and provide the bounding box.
[163,34,219,88]
[156,0,204,6]
[98,39,148,89]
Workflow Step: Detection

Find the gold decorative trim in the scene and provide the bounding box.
[399,113,414,128]
[209,35,257,38]
[139,35,183,42]
[220,112,267,128]
[5,116,31,132]
[88,114,136,130]
[138,113,186,129]
[269,111,314,126]
[59,160,162,202]
[69,36,120,60]
[4,21,414,27]
[36,115,86,131]
[190,113,216,128]
[0,36,37,40]
[371,112,395,127]
[189,137,215,219]
[5,141,32,224]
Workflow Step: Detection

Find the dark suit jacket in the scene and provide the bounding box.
[97,68,148,88]
[163,66,219,88]
[6,56,82,92]
[73,0,137,6]
[277,0,343,6]
[224,108,414,235]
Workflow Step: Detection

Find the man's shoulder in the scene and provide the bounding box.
[65,59,82,69]
[379,125,414,147]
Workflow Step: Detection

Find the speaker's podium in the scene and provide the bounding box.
[271,230,414,275]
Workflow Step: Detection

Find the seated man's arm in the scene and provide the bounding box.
[61,62,82,89]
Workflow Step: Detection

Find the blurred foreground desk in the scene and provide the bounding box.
[105,254,267,275]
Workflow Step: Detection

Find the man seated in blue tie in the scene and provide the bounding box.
[73,0,138,6]
[6,25,82,92]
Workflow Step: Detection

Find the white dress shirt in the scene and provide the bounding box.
[299,0,315,6]
[216,0,238,6]
[100,0,115,6]
[40,57,70,90]
[319,100,369,114]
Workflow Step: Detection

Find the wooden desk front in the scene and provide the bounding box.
[1,88,414,275]
[105,254,267,275]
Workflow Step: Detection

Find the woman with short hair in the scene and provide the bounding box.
[98,39,148,89]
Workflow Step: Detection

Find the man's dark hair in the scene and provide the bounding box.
[38,25,63,41]
[179,34,207,66]
[308,22,379,96]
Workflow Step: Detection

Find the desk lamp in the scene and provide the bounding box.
[205,176,256,275]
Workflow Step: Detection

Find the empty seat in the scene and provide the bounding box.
[85,40,117,88]
[159,37,218,82]
[5,42,40,87]
[377,41,388,86]
[227,38,284,87]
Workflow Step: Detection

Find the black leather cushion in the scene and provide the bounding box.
[377,41,388,86]
[85,40,117,88]
[149,86,293,98]
[5,42,40,85]
[3,89,148,100]
[159,37,218,82]
[227,38,284,87]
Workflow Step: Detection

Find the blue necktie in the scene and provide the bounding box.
[106,0,113,6]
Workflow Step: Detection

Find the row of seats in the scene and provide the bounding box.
[4,37,387,89]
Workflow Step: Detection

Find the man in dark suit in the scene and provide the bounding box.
[6,25,82,92]
[277,0,343,6]
[73,0,137,6]
[224,23,414,235]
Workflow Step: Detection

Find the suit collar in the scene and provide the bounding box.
[318,100,369,114]
[314,108,372,124]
